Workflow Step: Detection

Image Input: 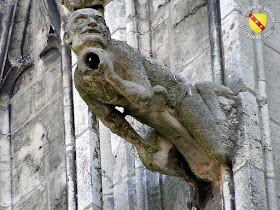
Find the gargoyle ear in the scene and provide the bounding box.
[63,31,71,45]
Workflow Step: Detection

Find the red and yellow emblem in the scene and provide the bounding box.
[249,13,267,33]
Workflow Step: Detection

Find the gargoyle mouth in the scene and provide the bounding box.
[80,28,101,35]
[85,52,100,70]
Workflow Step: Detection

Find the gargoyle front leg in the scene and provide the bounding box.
[193,81,237,162]
[75,80,159,152]
[99,50,168,109]
[104,64,154,109]
[194,81,237,127]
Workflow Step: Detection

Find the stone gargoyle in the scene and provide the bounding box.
[64,8,238,189]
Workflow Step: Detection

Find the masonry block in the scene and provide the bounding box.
[38,49,61,76]
[151,8,171,67]
[45,144,66,176]
[234,92,264,171]
[233,164,267,210]
[162,176,193,210]
[12,66,35,96]
[219,0,250,20]
[0,106,9,135]
[10,89,32,131]
[111,29,126,41]
[0,167,11,207]
[263,0,280,52]
[171,0,206,26]
[179,50,212,83]
[105,0,126,35]
[48,170,67,210]
[221,11,256,93]
[113,140,135,185]
[270,120,280,203]
[0,135,10,164]
[76,129,102,209]
[113,176,133,210]
[73,87,90,137]
[12,159,45,205]
[264,46,280,124]
[172,6,210,74]
[13,186,48,210]
[33,80,47,112]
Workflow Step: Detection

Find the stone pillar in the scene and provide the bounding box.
[0,98,12,210]
[220,0,278,209]
[61,27,77,210]
[99,122,115,209]
[72,52,103,209]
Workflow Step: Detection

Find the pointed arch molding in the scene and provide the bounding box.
[0,0,31,95]
[0,0,61,96]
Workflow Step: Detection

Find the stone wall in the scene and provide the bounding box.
[220,0,280,209]
[0,0,68,209]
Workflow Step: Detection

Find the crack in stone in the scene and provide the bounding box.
[158,0,171,9]
[174,2,207,27]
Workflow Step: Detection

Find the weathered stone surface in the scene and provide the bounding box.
[270,120,280,206]
[233,92,264,172]
[13,186,48,210]
[233,164,268,210]
[76,129,102,209]
[45,144,66,175]
[10,88,32,131]
[0,1,67,209]
[12,66,35,96]
[263,0,280,51]
[48,170,67,210]
[179,50,212,84]
[162,176,192,210]
[151,8,171,67]
[264,46,280,124]
[173,5,210,74]
[219,0,250,20]
[0,106,9,135]
[2,0,279,209]
[171,0,206,27]
[73,87,91,136]
[0,135,10,164]
[0,139,11,207]
[104,0,126,35]
[221,11,256,94]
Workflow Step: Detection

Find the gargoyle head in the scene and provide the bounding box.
[64,9,111,56]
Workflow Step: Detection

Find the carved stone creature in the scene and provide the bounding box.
[64,9,238,186]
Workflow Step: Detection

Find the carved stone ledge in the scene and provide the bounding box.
[60,0,111,12]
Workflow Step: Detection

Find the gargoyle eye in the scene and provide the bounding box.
[73,15,88,23]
